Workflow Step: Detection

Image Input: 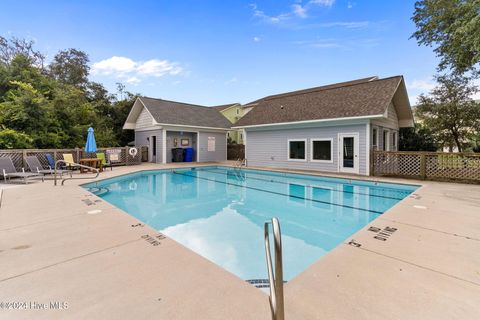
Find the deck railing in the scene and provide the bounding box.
[0,146,148,171]
[372,151,480,183]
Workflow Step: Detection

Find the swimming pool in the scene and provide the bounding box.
[84,166,417,283]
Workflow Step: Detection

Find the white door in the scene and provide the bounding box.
[338,133,360,174]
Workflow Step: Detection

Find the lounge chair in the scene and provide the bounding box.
[0,157,41,184]
[62,153,79,170]
[45,154,57,169]
[25,156,72,178]
[96,152,112,171]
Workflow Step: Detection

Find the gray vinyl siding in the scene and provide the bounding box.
[198,131,227,162]
[371,102,400,152]
[135,129,163,163]
[246,124,368,175]
[136,108,154,129]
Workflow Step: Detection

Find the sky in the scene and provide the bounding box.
[1,0,445,105]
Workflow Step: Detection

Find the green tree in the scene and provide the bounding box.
[412,0,480,74]
[399,124,438,151]
[49,49,90,88]
[0,128,33,149]
[415,74,480,152]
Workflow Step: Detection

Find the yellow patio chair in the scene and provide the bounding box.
[62,153,78,170]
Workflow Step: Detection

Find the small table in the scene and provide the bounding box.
[79,158,103,173]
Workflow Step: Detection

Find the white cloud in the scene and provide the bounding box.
[253,36,261,42]
[91,56,137,75]
[408,79,436,91]
[347,2,354,9]
[92,56,182,84]
[292,4,307,18]
[251,1,338,26]
[309,0,335,7]
[136,59,182,77]
[126,76,140,85]
[316,21,369,28]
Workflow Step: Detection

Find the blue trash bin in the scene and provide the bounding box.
[184,148,194,162]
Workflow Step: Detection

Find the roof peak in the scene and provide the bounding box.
[140,96,212,109]
[245,76,403,105]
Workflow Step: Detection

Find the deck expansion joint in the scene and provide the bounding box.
[376,217,480,242]
[0,238,142,283]
[353,245,480,288]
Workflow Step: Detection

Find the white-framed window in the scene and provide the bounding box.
[392,131,397,149]
[372,127,378,146]
[310,138,333,163]
[288,139,307,161]
[382,129,390,151]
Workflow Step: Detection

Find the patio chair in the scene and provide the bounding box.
[96,152,112,171]
[62,153,79,170]
[25,156,72,178]
[45,153,56,169]
[0,157,42,184]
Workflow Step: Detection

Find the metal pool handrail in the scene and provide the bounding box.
[54,160,99,186]
[264,217,284,320]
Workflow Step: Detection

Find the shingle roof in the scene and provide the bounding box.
[235,76,405,127]
[139,97,232,129]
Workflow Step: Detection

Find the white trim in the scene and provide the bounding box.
[287,139,307,162]
[371,125,379,147]
[162,130,167,164]
[310,138,333,163]
[243,129,248,164]
[158,123,230,131]
[366,122,371,176]
[225,132,228,161]
[123,98,159,129]
[196,131,200,162]
[338,133,360,174]
[233,114,384,129]
[392,131,397,150]
[216,103,241,114]
[382,129,390,151]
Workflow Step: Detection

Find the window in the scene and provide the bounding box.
[240,133,243,139]
[288,139,306,161]
[311,139,332,162]
[372,127,378,146]
[392,131,397,148]
[236,108,239,115]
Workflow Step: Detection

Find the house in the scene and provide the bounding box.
[212,103,253,144]
[123,97,231,163]
[233,76,414,175]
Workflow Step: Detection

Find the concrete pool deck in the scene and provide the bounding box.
[1,163,479,319]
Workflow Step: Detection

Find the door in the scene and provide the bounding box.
[150,135,157,162]
[338,133,359,174]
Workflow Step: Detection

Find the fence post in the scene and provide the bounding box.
[420,153,426,180]
[370,150,374,176]
[75,147,80,162]
[125,146,129,166]
[22,149,27,169]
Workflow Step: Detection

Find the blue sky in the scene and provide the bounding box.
[2,0,442,105]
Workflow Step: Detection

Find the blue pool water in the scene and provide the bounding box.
[84,166,417,282]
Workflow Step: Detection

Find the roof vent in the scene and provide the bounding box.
[280,105,284,109]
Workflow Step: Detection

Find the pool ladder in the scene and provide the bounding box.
[53,160,100,186]
[264,217,285,320]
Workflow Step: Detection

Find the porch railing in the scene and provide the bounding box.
[372,151,480,183]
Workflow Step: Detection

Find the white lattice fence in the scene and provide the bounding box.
[373,151,480,183]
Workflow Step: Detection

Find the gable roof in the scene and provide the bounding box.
[123,97,232,130]
[234,76,413,128]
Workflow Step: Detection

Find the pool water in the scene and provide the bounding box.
[84,167,417,282]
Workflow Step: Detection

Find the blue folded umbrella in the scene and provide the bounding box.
[85,127,97,153]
